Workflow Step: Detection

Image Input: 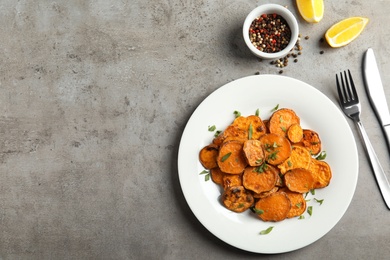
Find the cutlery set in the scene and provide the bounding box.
[336,48,390,209]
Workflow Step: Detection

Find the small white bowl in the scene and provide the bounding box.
[243,4,299,60]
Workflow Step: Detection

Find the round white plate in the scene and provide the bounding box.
[178,75,358,254]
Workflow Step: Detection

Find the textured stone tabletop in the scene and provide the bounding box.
[1,0,390,259]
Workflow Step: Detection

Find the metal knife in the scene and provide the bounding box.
[362,48,390,209]
[363,48,390,152]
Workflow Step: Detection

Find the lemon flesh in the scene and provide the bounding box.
[296,0,324,23]
[325,17,369,48]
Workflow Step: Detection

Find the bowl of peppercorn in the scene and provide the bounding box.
[243,4,299,60]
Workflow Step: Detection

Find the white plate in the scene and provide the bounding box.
[178,75,358,254]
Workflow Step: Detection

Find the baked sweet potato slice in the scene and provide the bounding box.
[279,187,306,218]
[222,173,243,190]
[309,159,332,189]
[269,108,300,137]
[210,167,225,185]
[217,140,247,174]
[277,145,312,174]
[242,165,278,194]
[232,115,267,140]
[275,172,284,187]
[222,185,254,213]
[302,129,322,155]
[243,140,265,166]
[252,186,279,199]
[262,119,270,134]
[199,144,219,169]
[287,123,303,143]
[253,191,291,222]
[259,133,292,165]
[284,168,315,193]
[213,125,247,147]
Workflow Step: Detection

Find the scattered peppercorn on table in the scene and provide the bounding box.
[0,0,389,259]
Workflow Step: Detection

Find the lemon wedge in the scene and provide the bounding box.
[296,0,324,23]
[325,17,369,48]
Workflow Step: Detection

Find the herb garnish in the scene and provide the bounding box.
[264,142,280,152]
[314,198,324,205]
[268,151,279,161]
[260,226,274,235]
[271,104,279,112]
[221,152,232,162]
[248,123,253,140]
[234,110,241,118]
[255,108,260,116]
[307,206,313,216]
[255,158,264,165]
[208,125,216,131]
[255,162,268,173]
[199,170,210,181]
[237,203,245,209]
[315,151,327,160]
[251,207,264,215]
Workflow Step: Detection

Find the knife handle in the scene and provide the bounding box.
[357,121,390,209]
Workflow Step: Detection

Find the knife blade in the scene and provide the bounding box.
[363,48,390,151]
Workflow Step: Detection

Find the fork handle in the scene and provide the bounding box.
[356,120,390,209]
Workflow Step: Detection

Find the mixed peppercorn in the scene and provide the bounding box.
[250,12,326,74]
[249,13,291,53]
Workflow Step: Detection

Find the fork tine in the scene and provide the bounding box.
[347,69,359,102]
[336,73,344,103]
[336,70,359,105]
[341,71,351,102]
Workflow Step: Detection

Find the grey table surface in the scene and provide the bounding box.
[1,0,390,259]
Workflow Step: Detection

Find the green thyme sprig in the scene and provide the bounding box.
[199,170,210,181]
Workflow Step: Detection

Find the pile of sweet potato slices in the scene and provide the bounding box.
[199,108,332,222]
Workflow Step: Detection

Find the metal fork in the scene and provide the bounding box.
[336,70,390,209]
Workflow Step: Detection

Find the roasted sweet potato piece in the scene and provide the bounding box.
[213,115,267,146]
[243,140,265,166]
[259,133,292,165]
[217,140,247,174]
[210,167,225,185]
[222,173,243,190]
[302,129,322,155]
[268,108,300,137]
[232,115,267,140]
[199,108,333,223]
[262,119,270,134]
[284,168,315,193]
[222,186,254,213]
[309,159,332,189]
[275,172,284,187]
[252,186,279,199]
[277,145,312,174]
[199,144,219,169]
[213,125,247,146]
[253,191,291,222]
[242,165,278,194]
[279,187,306,218]
[287,123,303,143]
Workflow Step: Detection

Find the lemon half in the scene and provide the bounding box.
[325,17,369,48]
[296,0,324,23]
